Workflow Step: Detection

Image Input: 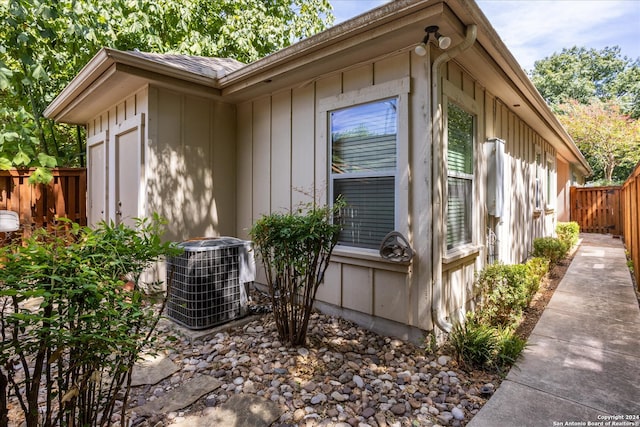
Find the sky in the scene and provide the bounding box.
[328,0,640,71]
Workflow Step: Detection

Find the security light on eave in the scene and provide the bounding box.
[414,25,452,56]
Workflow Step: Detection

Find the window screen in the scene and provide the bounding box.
[331,99,397,249]
[446,103,475,250]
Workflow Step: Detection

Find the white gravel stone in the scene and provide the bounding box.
[438,355,452,366]
[311,393,327,404]
[452,406,465,420]
[352,375,364,389]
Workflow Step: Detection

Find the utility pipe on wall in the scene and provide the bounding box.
[431,24,478,333]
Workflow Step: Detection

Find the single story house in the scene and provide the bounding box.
[44,0,590,341]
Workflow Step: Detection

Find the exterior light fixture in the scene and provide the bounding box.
[414,25,452,56]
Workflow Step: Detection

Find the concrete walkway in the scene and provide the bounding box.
[468,234,640,427]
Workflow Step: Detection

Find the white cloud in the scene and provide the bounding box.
[477,0,640,70]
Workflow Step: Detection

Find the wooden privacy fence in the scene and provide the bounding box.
[621,162,640,290]
[570,186,622,235]
[0,168,87,238]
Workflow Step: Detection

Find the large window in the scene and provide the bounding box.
[446,103,475,250]
[330,98,397,249]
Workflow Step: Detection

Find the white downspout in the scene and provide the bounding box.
[431,24,478,333]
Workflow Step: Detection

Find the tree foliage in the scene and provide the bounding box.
[0,0,333,182]
[556,100,640,183]
[530,46,640,183]
[530,46,640,118]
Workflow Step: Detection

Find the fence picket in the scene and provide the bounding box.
[0,168,87,239]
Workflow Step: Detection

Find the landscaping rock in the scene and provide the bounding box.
[119,290,500,427]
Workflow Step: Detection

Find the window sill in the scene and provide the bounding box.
[443,245,482,265]
[332,245,411,273]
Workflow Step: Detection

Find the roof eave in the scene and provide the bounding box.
[44,48,113,121]
[44,48,224,123]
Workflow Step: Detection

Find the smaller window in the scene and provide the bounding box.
[534,150,542,211]
[546,154,556,208]
[446,103,475,250]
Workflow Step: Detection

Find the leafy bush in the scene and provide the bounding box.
[532,236,568,265]
[475,263,532,327]
[0,216,180,427]
[556,221,579,249]
[495,327,527,369]
[450,314,526,371]
[525,256,549,297]
[450,314,498,369]
[250,202,342,346]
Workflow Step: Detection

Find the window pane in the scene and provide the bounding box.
[335,177,394,249]
[331,99,397,174]
[446,102,474,250]
[447,104,474,174]
[447,177,472,249]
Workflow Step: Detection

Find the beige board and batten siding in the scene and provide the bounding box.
[86,84,237,243]
[479,82,557,265]
[146,86,237,243]
[235,51,429,330]
[439,60,558,318]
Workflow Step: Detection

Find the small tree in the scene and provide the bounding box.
[0,215,180,426]
[556,100,640,183]
[250,202,342,346]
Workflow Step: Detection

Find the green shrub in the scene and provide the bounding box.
[250,201,343,346]
[475,263,531,327]
[532,236,568,265]
[556,221,579,249]
[495,327,527,369]
[524,256,549,297]
[450,314,527,371]
[450,314,498,369]
[0,216,180,427]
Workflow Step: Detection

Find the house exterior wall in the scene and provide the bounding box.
[146,86,237,242]
[86,85,237,243]
[236,48,564,336]
[480,88,557,265]
[236,51,431,335]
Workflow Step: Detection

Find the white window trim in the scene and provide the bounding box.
[318,77,410,255]
[534,145,543,212]
[545,151,556,211]
[442,82,479,257]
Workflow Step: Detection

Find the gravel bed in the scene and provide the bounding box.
[127,298,500,427]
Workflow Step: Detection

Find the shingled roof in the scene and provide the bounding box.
[126,50,245,79]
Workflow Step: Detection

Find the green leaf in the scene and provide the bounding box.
[13,150,30,166]
[1,132,20,143]
[0,67,13,91]
[38,152,57,168]
[32,64,48,82]
[28,167,54,184]
[0,157,12,170]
